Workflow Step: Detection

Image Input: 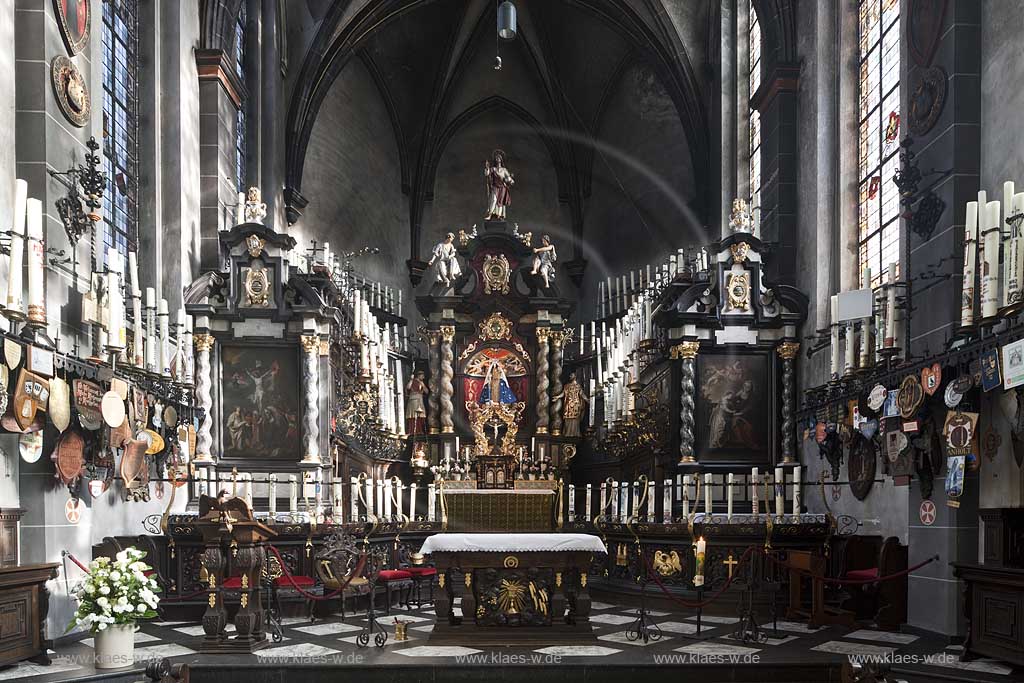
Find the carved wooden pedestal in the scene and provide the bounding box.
[0,563,58,667]
[195,519,277,653]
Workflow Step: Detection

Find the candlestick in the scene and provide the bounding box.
[646,479,655,520]
[792,468,801,516]
[774,466,784,518]
[682,475,690,517]
[885,263,897,347]
[288,474,298,513]
[158,299,170,375]
[981,200,1001,319]
[585,483,593,522]
[427,483,436,522]
[409,482,417,520]
[751,467,759,516]
[662,479,672,524]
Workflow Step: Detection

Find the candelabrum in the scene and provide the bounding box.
[47,137,106,246]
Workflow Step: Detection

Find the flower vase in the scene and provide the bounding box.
[94,623,135,669]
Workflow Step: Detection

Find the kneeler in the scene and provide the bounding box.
[785,549,855,628]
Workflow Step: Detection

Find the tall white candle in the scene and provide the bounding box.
[662,479,672,524]
[694,537,706,587]
[350,477,360,521]
[962,200,980,327]
[409,482,418,520]
[727,473,735,519]
[1003,182,1017,307]
[3,179,27,317]
[568,484,576,522]
[25,198,44,324]
[829,295,840,377]
[682,475,690,517]
[792,468,802,516]
[383,479,392,519]
[289,475,298,513]
[884,264,898,346]
[751,467,759,516]
[375,479,385,517]
[619,482,628,522]
[236,191,245,225]
[365,478,375,517]
[982,200,1002,319]
[268,474,277,515]
[646,479,655,520]
[704,473,713,515]
[611,482,619,520]
[395,479,402,520]
[158,299,170,375]
[1008,193,1024,309]
[774,466,784,517]
[585,483,593,522]
[427,483,436,522]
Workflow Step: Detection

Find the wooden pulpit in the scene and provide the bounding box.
[194,495,277,653]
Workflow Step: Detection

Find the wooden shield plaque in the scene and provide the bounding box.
[101,390,126,428]
[847,434,877,501]
[53,430,85,485]
[4,339,22,370]
[110,417,131,449]
[73,379,103,430]
[19,431,44,463]
[50,377,71,433]
[14,369,49,432]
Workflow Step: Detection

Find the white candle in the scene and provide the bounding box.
[860,266,872,367]
[427,483,436,522]
[829,295,840,377]
[376,480,385,517]
[365,478,375,517]
[236,191,245,225]
[25,198,44,324]
[727,473,734,519]
[751,467,759,516]
[268,474,277,515]
[632,480,640,517]
[792,468,802,516]
[585,483,593,522]
[2,179,27,317]
[619,481,628,522]
[244,473,253,509]
[662,479,672,524]
[1003,182,1016,307]
[982,200,1002,319]
[332,480,343,513]
[106,249,126,349]
[611,482,619,520]
[158,299,170,375]
[704,473,712,515]
[568,484,576,522]
[962,200,980,327]
[694,537,706,587]
[885,264,897,346]
[350,477,359,521]
[844,322,855,375]
[1008,193,1024,309]
[288,475,298,513]
[645,479,655,520]
[599,482,607,519]
[774,466,784,517]
[383,479,392,519]
[682,475,690,517]
[409,482,418,520]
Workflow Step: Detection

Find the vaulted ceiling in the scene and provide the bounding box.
[285,0,713,279]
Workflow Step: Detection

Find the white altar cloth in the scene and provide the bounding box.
[421,533,607,555]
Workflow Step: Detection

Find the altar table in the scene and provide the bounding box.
[421,533,607,644]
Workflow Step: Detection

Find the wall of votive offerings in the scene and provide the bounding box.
[187,467,809,525]
[2,178,193,381]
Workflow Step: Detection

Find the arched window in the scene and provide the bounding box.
[748,0,761,214]
[101,0,140,261]
[234,4,247,193]
[857,0,900,287]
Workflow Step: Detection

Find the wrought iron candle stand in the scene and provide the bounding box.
[729,549,782,644]
[624,571,663,645]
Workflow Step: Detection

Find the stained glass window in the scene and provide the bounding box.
[234,4,247,193]
[748,0,761,214]
[858,0,900,287]
[101,0,140,262]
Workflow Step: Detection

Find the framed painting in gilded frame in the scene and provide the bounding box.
[694,348,776,468]
[54,0,91,55]
[219,343,300,460]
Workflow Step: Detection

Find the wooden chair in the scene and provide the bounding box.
[398,547,436,609]
[315,533,371,619]
[841,536,907,631]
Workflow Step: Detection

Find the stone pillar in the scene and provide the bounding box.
[439,325,455,433]
[193,334,216,463]
[672,342,699,464]
[814,0,838,328]
[424,329,441,434]
[777,341,799,464]
[260,0,280,228]
[536,328,551,434]
[300,334,321,465]
[717,0,737,236]
[549,331,565,435]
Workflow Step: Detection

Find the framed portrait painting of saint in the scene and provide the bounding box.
[694,349,776,468]
[54,0,91,56]
[219,343,300,460]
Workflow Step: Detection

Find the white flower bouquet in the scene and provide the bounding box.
[67,547,161,634]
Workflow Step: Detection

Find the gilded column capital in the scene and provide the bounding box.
[670,341,700,360]
[776,341,801,360]
[194,333,216,352]
[299,334,320,354]
[536,327,550,343]
[418,326,440,343]
[440,325,456,343]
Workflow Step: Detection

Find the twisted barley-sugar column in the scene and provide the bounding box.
[300,334,321,464]
[536,327,550,434]
[193,333,216,464]
[423,328,441,434]
[672,341,699,464]
[549,330,565,435]
[439,325,456,433]
[777,341,800,464]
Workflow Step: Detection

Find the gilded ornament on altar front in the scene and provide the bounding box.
[653,550,682,577]
[503,555,519,568]
[479,312,513,341]
[725,272,750,311]
[482,253,512,295]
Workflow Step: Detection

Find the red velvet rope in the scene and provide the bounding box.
[266,544,366,601]
[642,545,939,611]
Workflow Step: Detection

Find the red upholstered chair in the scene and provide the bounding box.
[840,536,907,631]
[376,568,413,614]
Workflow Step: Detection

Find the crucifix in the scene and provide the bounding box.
[723,553,739,579]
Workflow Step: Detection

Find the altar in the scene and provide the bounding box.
[421,533,606,644]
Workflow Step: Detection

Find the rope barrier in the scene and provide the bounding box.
[641,545,939,611]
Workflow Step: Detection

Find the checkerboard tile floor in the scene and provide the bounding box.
[3,598,1017,682]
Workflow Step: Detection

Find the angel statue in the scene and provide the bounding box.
[531,234,556,289]
[427,232,461,288]
[484,149,514,220]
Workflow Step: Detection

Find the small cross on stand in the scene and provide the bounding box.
[723,553,739,579]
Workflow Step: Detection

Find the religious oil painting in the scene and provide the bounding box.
[220,344,300,459]
[695,351,774,467]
